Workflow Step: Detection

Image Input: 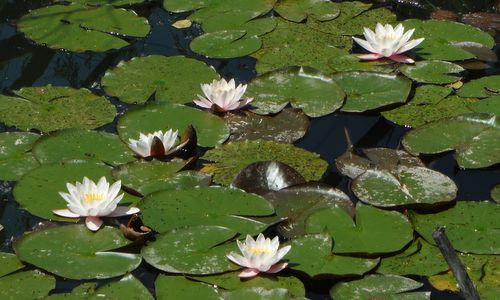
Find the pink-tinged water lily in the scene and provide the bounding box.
[226,233,291,278]
[53,176,139,231]
[193,78,253,112]
[352,23,425,63]
[127,129,185,158]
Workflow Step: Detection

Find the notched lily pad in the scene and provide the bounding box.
[190,30,262,59]
[14,225,142,279]
[156,275,220,299]
[0,132,40,180]
[202,139,328,185]
[0,86,116,132]
[248,67,345,117]
[275,0,340,23]
[0,270,55,299]
[102,55,219,104]
[457,75,500,98]
[399,60,464,84]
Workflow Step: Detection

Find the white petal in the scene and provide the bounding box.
[53,209,81,218]
[107,206,140,217]
[85,216,103,231]
[397,38,424,54]
[352,37,377,54]
[227,252,250,268]
[239,268,260,278]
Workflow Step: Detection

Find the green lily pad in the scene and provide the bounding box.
[32,129,135,165]
[142,225,237,274]
[328,54,394,73]
[457,75,500,98]
[402,113,500,169]
[89,274,153,299]
[264,184,354,239]
[0,86,116,132]
[0,132,40,180]
[306,204,413,254]
[469,96,500,116]
[202,13,276,36]
[187,0,276,24]
[399,60,464,84]
[112,160,210,196]
[492,184,500,203]
[335,147,424,179]
[139,186,274,234]
[0,252,24,277]
[220,287,305,300]
[401,19,495,61]
[247,67,345,117]
[189,273,305,297]
[156,275,220,300]
[14,225,141,279]
[377,238,449,276]
[0,270,55,299]
[69,0,145,5]
[102,55,219,104]
[202,139,328,185]
[162,0,210,12]
[274,0,340,23]
[410,201,500,254]
[18,3,149,52]
[352,165,457,208]
[117,103,229,147]
[330,274,430,300]
[286,233,379,277]
[190,30,262,59]
[333,72,411,112]
[225,108,309,143]
[381,85,481,128]
[13,160,112,221]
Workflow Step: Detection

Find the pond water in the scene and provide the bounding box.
[0,0,499,299]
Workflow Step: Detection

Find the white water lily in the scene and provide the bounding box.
[53,176,139,231]
[226,233,291,278]
[127,129,185,158]
[353,23,424,63]
[193,78,253,112]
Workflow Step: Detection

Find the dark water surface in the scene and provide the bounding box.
[0,1,499,299]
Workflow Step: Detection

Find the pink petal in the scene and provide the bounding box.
[358,53,384,60]
[389,54,415,63]
[53,209,81,218]
[107,206,140,217]
[85,216,103,231]
[193,98,212,109]
[266,262,288,274]
[239,268,260,278]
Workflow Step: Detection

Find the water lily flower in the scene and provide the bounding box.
[193,78,253,112]
[352,23,424,63]
[53,176,139,231]
[127,129,185,158]
[226,233,291,278]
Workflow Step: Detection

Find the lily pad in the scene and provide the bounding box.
[117,103,229,147]
[0,86,116,132]
[14,225,141,279]
[32,129,135,165]
[202,139,328,185]
[492,184,500,203]
[330,274,430,300]
[18,3,149,52]
[142,225,237,274]
[225,108,309,143]
[469,96,500,116]
[333,72,411,112]
[186,0,276,24]
[381,85,480,128]
[190,30,262,59]
[156,275,220,300]
[457,75,500,98]
[0,132,40,180]
[0,252,24,277]
[402,113,500,169]
[0,270,55,299]
[306,204,413,254]
[377,238,449,276]
[112,160,210,196]
[13,160,112,221]
[285,233,379,277]
[401,19,494,61]
[139,186,274,234]
[247,67,345,117]
[220,287,305,300]
[274,0,340,23]
[399,60,464,84]
[352,165,457,208]
[102,55,219,104]
[202,13,276,36]
[410,201,500,254]
[89,274,153,299]
[264,183,354,239]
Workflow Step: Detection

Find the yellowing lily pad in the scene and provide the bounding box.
[0,270,55,299]
[14,225,142,279]
[102,55,219,104]
[202,139,328,185]
[18,3,149,52]
[247,67,345,117]
[0,132,40,180]
[0,86,116,132]
[399,60,464,84]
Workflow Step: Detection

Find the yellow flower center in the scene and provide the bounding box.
[248,247,272,255]
[83,192,104,203]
